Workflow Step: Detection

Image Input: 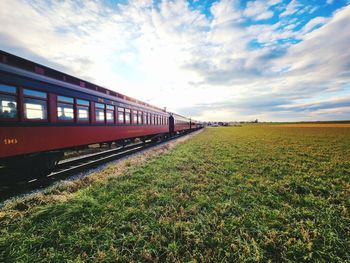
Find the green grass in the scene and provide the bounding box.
[1,125,350,262]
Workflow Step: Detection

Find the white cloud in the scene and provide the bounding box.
[280,0,300,17]
[243,0,283,21]
[278,5,350,81]
[244,0,274,21]
[210,0,242,26]
[300,16,328,35]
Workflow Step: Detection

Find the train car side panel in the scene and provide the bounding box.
[0,125,169,158]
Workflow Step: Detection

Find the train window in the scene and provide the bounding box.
[77,99,89,121]
[147,113,150,125]
[77,107,89,121]
[77,99,89,106]
[24,98,47,120]
[23,89,47,120]
[138,111,142,125]
[95,103,104,109]
[23,89,47,99]
[0,94,17,119]
[57,103,74,121]
[96,109,105,122]
[144,113,147,125]
[0,84,16,94]
[106,105,114,123]
[95,103,105,122]
[133,111,138,124]
[118,107,124,124]
[125,109,131,124]
[57,95,74,104]
[57,96,74,121]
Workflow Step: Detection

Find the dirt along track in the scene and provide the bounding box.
[0,129,203,207]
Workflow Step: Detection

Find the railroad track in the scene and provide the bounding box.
[0,131,193,204]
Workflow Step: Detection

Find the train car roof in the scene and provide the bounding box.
[0,50,166,113]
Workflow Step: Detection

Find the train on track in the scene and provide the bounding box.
[0,50,203,177]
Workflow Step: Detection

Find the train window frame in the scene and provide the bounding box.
[144,112,147,125]
[57,95,75,122]
[23,88,48,121]
[76,99,90,122]
[125,108,131,124]
[106,104,114,124]
[23,88,47,99]
[138,111,142,125]
[95,102,105,123]
[57,95,74,104]
[0,84,18,121]
[132,110,138,125]
[0,83,17,94]
[24,98,48,121]
[117,107,125,124]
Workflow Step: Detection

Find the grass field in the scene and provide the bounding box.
[1,125,350,262]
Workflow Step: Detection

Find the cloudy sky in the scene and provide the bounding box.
[1,0,350,121]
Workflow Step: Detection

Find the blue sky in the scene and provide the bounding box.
[1,0,350,121]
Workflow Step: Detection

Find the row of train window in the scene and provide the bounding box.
[0,84,168,125]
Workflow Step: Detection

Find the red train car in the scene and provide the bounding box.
[0,51,169,174]
[169,113,191,134]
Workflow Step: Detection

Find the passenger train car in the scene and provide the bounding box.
[0,50,202,176]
